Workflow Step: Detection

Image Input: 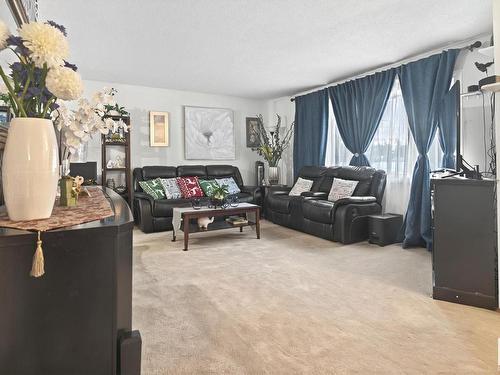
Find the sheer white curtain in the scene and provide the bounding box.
[325,77,442,214]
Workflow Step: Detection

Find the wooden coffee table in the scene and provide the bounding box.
[172,203,260,251]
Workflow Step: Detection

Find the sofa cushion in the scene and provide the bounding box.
[268,195,303,214]
[289,177,313,196]
[159,177,182,199]
[328,178,358,202]
[303,200,335,224]
[215,177,241,194]
[142,166,177,180]
[199,179,219,197]
[225,192,254,204]
[138,179,165,199]
[206,165,243,186]
[332,166,375,196]
[176,176,204,198]
[296,166,327,192]
[152,198,190,217]
[177,165,207,178]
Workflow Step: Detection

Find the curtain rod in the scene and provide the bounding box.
[290,33,491,102]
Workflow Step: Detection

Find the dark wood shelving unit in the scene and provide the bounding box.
[101,116,132,206]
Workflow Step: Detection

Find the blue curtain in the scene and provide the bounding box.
[293,88,329,178]
[328,69,396,166]
[438,81,460,169]
[399,49,459,248]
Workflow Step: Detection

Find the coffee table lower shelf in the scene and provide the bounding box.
[172,205,260,251]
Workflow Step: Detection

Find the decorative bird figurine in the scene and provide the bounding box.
[475,61,494,74]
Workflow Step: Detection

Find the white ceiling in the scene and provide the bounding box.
[38,0,492,99]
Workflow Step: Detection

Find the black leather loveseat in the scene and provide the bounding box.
[133,165,261,233]
[265,166,386,244]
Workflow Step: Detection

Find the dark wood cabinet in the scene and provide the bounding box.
[0,189,139,374]
[431,177,498,310]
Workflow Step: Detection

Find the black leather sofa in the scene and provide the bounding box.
[133,165,261,233]
[265,166,386,244]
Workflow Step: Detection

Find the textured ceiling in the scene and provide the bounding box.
[38,0,492,99]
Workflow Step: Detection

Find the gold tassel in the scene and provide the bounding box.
[30,231,45,278]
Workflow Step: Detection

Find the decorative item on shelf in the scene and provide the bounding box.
[228,195,240,207]
[209,183,229,209]
[115,185,126,194]
[149,111,169,146]
[0,104,12,125]
[59,175,83,207]
[251,114,293,185]
[106,178,116,190]
[191,198,202,210]
[197,216,214,230]
[0,19,83,221]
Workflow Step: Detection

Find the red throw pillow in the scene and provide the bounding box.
[176,176,204,198]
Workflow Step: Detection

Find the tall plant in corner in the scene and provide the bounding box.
[253,114,293,184]
[0,19,83,221]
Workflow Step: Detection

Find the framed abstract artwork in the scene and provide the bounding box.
[184,106,235,160]
[246,117,260,148]
[149,111,169,147]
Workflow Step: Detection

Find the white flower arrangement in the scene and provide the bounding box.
[46,66,83,100]
[52,88,129,158]
[0,19,82,118]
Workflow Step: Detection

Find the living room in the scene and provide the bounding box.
[0,0,499,374]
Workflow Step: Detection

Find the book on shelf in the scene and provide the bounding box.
[225,216,248,225]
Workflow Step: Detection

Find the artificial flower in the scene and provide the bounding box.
[46,66,83,100]
[19,21,69,68]
[0,20,10,50]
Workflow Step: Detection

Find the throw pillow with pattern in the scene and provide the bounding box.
[199,179,219,197]
[289,177,314,196]
[176,176,204,198]
[328,178,358,202]
[215,177,240,195]
[139,179,166,200]
[159,178,182,199]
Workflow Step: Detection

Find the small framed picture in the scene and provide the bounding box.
[246,117,260,148]
[0,106,11,125]
[149,111,169,146]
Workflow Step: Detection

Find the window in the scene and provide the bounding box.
[325,77,442,214]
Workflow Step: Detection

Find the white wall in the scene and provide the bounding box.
[457,37,495,172]
[266,97,295,185]
[80,80,268,185]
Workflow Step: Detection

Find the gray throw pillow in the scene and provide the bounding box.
[289,177,314,196]
[328,178,358,202]
[215,177,241,195]
[159,178,182,199]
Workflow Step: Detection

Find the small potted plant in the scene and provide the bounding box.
[210,183,229,209]
[253,114,293,185]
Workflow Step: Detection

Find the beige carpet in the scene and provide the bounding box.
[132,220,500,374]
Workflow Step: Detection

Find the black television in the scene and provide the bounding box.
[443,80,482,179]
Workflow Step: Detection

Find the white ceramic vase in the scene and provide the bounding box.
[268,166,280,185]
[2,117,59,221]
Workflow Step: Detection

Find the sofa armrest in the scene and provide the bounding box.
[133,192,155,233]
[334,196,377,205]
[267,186,292,196]
[332,198,381,244]
[300,191,328,199]
[240,185,262,204]
[134,191,155,204]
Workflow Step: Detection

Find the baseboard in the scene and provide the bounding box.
[433,286,498,310]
